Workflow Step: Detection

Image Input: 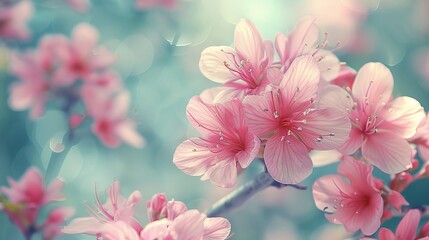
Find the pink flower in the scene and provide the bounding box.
[66,0,90,12]
[0,167,64,207]
[63,181,143,236]
[243,56,350,183]
[42,207,75,240]
[57,23,116,81]
[330,62,425,173]
[274,16,340,81]
[0,167,66,238]
[173,96,260,187]
[81,87,145,148]
[312,158,383,235]
[378,209,429,240]
[199,19,274,103]
[0,1,33,40]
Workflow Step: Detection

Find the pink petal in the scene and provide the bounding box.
[274,32,288,63]
[72,23,99,57]
[396,209,421,240]
[281,16,319,66]
[339,127,364,155]
[206,161,237,188]
[267,67,283,86]
[172,210,205,240]
[381,96,425,139]
[387,191,408,211]
[379,228,396,240]
[318,85,354,113]
[115,120,145,148]
[199,46,238,83]
[90,46,117,69]
[362,132,412,173]
[45,179,65,203]
[279,55,320,108]
[203,217,231,240]
[165,200,188,220]
[186,96,222,135]
[173,138,216,176]
[234,19,264,68]
[313,49,340,81]
[337,158,375,193]
[313,174,352,213]
[297,107,351,150]
[242,93,279,138]
[264,134,313,184]
[235,134,260,168]
[352,62,393,108]
[62,217,103,235]
[330,66,356,89]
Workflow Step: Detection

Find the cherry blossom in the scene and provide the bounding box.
[173,96,260,187]
[243,56,350,183]
[327,62,425,173]
[313,158,383,235]
[199,19,274,103]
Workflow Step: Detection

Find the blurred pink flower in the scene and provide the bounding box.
[58,23,116,81]
[0,167,68,238]
[0,0,33,40]
[243,56,350,183]
[199,19,274,103]
[81,87,145,148]
[66,0,90,12]
[136,0,176,9]
[378,209,429,240]
[313,158,383,235]
[274,16,340,82]
[63,181,143,236]
[42,207,75,240]
[330,62,425,173]
[173,96,260,187]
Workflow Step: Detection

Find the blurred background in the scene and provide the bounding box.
[1,0,429,239]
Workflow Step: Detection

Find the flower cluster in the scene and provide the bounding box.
[0,168,73,240]
[63,182,231,240]
[0,0,33,40]
[8,23,144,148]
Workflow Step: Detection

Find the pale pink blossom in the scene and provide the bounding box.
[0,1,33,40]
[378,209,429,240]
[136,0,176,9]
[42,207,75,240]
[81,87,144,148]
[243,56,350,183]
[63,181,143,236]
[173,96,260,187]
[57,23,116,81]
[313,158,383,235]
[66,0,90,12]
[199,19,274,103]
[327,62,425,173]
[274,16,340,82]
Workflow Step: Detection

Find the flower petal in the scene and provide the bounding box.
[199,46,238,83]
[234,19,264,68]
[352,62,393,108]
[72,23,99,57]
[362,132,412,173]
[381,96,425,138]
[378,228,396,240]
[264,134,313,184]
[395,209,421,240]
[203,217,231,240]
[173,138,215,177]
[243,93,279,138]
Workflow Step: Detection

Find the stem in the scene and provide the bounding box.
[44,131,76,182]
[205,171,306,217]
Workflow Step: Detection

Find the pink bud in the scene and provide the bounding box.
[374,179,384,190]
[381,209,392,221]
[69,114,84,129]
[390,172,413,192]
[146,193,167,222]
[411,159,419,171]
[386,191,408,211]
